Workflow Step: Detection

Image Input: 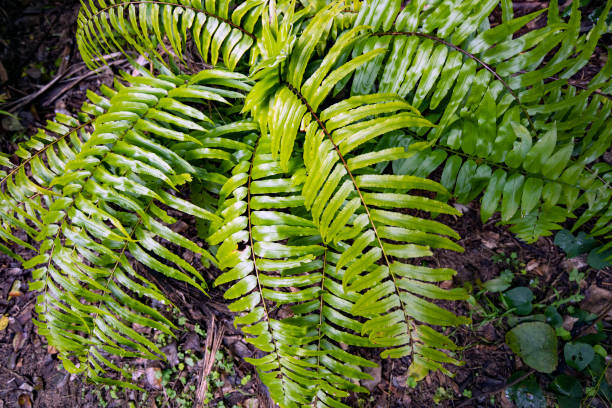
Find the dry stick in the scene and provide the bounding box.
[577,300,612,338]
[0,365,34,386]
[43,59,127,107]
[2,52,123,112]
[195,316,226,408]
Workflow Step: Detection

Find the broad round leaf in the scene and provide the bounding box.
[506,322,558,373]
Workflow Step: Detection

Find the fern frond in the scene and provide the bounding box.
[337,0,612,242]
[77,0,264,71]
[0,69,252,386]
[195,126,380,407]
[302,95,468,382]
[0,90,112,255]
[240,1,470,382]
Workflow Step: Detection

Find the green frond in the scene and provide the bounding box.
[239,1,471,383]
[337,0,612,242]
[302,95,468,382]
[1,69,251,386]
[4,1,612,405]
[77,0,266,70]
[202,129,378,407]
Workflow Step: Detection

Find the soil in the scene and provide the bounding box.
[0,1,611,408]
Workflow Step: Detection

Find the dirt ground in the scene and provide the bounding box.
[0,1,611,408]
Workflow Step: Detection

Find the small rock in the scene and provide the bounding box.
[561,257,588,273]
[440,280,453,289]
[231,340,251,358]
[243,398,259,408]
[132,369,144,382]
[480,231,499,249]
[25,67,41,79]
[525,259,539,272]
[145,367,162,390]
[18,383,33,393]
[453,203,470,214]
[183,333,200,351]
[221,376,233,394]
[477,323,497,342]
[161,343,179,367]
[361,365,382,392]
[171,221,189,234]
[6,268,23,276]
[391,372,408,388]
[563,316,579,331]
[2,116,24,132]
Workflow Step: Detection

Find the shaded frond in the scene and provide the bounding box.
[77,0,265,70]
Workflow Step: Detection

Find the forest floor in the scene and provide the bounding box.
[0,1,611,407]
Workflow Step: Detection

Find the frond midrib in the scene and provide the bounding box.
[284,81,417,360]
[0,119,95,189]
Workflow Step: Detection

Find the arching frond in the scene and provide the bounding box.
[240,1,469,383]
[77,0,268,70]
[188,127,377,407]
[0,69,250,386]
[4,1,612,406]
[340,0,612,242]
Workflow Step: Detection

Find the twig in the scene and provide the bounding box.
[0,365,34,386]
[194,315,226,408]
[43,59,126,107]
[577,300,612,339]
[1,52,123,112]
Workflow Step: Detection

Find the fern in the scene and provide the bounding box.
[77,0,265,70]
[332,0,612,243]
[0,69,246,386]
[1,0,612,406]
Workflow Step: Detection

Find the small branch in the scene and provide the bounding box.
[577,300,612,339]
[194,315,225,408]
[0,365,34,386]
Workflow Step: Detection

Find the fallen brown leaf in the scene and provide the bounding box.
[17,394,32,408]
[8,279,23,299]
[580,284,612,319]
[145,367,162,390]
[0,315,8,331]
[13,331,26,352]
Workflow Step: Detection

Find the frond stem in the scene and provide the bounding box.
[245,134,287,394]
[312,245,328,405]
[0,119,95,189]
